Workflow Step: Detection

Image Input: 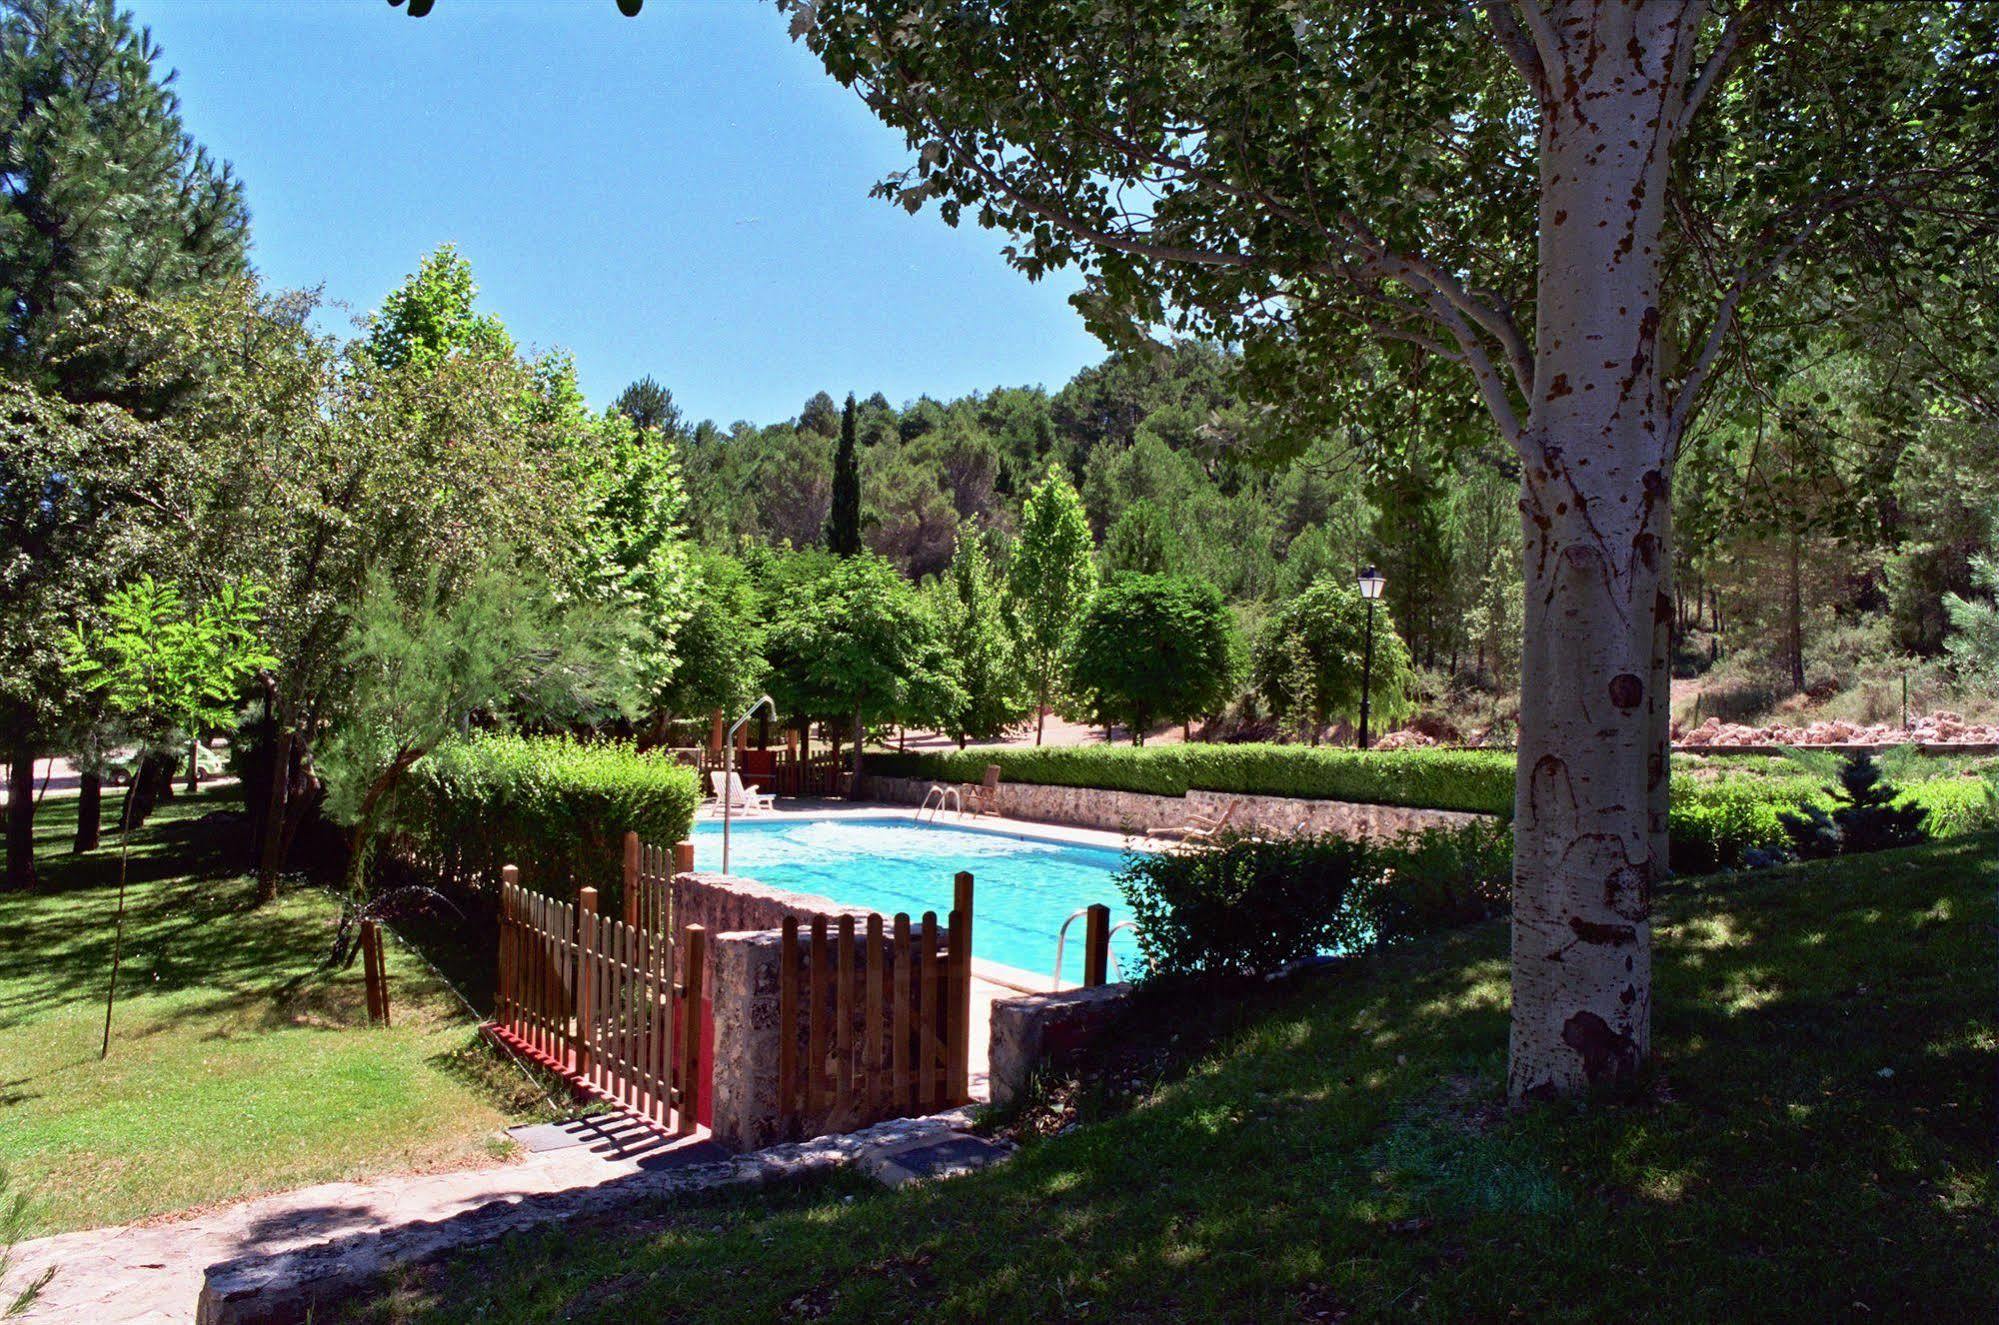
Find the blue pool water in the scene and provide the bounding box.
[690,817,1141,980]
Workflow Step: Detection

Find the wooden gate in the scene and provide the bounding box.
[773,872,975,1136]
[494,867,707,1134]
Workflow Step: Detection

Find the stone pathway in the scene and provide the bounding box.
[3,1109,1001,1325]
[3,1114,716,1324]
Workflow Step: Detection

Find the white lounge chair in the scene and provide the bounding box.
[710,770,775,812]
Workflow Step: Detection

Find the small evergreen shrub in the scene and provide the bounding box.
[396,734,700,909]
[1778,751,1930,859]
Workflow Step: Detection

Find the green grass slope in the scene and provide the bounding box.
[0,788,540,1235]
[355,835,1996,1323]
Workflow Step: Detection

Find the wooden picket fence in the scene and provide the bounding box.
[623,835,689,931]
[494,867,706,1134]
[774,871,974,1136]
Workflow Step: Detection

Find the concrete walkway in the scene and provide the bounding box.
[2,1114,721,1324]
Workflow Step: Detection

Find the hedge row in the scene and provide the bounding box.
[867,744,1519,815]
[870,745,1991,874]
[396,734,701,909]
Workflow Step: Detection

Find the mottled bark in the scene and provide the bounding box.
[1507,0,1688,1102]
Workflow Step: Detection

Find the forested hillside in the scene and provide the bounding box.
[639,320,1999,745]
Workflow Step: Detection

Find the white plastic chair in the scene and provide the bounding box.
[710,769,775,811]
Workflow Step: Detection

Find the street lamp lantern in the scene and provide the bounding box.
[1357,566,1386,748]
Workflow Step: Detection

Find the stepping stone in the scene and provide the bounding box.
[857,1132,1012,1189]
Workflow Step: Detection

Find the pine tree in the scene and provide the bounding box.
[1779,752,1930,859]
[0,0,249,401]
[611,375,683,438]
[827,393,862,556]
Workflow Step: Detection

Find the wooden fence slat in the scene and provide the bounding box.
[864,913,884,1117]
[892,913,912,1112]
[835,915,855,1117]
[807,916,828,1117]
[779,915,798,1123]
[918,912,937,1112]
[949,872,973,1102]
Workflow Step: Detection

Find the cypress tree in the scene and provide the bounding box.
[827,392,862,556]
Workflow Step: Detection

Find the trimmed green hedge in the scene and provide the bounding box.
[397,735,700,908]
[868,745,1518,815]
[871,745,1990,874]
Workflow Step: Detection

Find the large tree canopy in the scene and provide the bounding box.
[785,0,1999,1100]
[0,0,249,399]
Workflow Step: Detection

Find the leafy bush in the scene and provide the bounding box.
[873,746,1985,877]
[396,734,700,910]
[1668,780,1807,874]
[1116,818,1514,980]
[1115,830,1382,978]
[1366,819,1515,935]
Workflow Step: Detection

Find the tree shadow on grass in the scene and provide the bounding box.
[305,836,1996,1325]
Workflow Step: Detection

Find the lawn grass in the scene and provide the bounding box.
[353,834,1996,1323]
[0,786,545,1236]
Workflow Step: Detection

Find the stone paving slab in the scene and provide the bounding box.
[857,1133,1014,1188]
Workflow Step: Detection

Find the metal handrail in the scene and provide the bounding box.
[1049,907,1092,989]
[915,783,962,824]
[1105,920,1140,981]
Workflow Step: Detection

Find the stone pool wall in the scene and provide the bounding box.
[858,774,1494,842]
[673,869,875,938]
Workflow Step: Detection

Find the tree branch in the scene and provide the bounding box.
[1477,0,1549,99]
[1677,3,1763,137]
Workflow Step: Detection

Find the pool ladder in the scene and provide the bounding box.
[915,783,964,824]
[1051,910,1139,989]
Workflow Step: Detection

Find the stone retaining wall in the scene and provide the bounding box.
[860,774,1493,842]
[987,983,1135,1110]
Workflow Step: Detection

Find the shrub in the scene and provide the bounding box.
[396,734,700,911]
[869,745,1983,876]
[1366,819,1515,936]
[1115,830,1381,979]
[868,744,1517,815]
[1778,751,1930,859]
[1668,780,1806,874]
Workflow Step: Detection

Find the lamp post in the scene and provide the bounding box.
[1357,566,1386,749]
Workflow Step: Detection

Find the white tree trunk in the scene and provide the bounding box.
[1507,0,1687,1102]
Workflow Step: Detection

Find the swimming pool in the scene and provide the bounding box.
[689,816,1142,980]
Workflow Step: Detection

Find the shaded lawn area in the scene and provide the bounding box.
[356,835,1995,1323]
[0,788,545,1236]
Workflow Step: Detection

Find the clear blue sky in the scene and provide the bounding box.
[127,0,1105,425]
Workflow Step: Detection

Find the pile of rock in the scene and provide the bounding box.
[1674,712,1999,748]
